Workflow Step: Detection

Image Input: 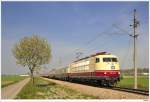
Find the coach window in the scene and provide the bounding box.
[96,58,100,63]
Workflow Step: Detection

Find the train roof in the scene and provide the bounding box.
[74,52,111,62]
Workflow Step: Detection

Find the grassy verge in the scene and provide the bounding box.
[117,76,149,90]
[16,77,98,99]
[1,75,27,88]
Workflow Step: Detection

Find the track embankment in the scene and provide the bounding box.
[42,78,148,99]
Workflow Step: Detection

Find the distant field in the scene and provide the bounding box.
[1,75,27,88]
[117,76,149,90]
[16,77,97,99]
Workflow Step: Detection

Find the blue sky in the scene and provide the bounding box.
[2,2,149,74]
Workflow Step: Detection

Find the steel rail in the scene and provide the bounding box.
[111,87,149,96]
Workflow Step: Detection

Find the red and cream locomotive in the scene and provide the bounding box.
[49,52,120,86]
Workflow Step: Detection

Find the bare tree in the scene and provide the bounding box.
[12,35,51,85]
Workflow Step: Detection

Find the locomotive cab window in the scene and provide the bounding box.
[112,58,118,62]
[96,58,100,63]
[103,58,118,62]
[103,58,111,62]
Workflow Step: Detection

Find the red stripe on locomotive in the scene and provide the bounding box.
[95,70,120,77]
[68,70,120,77]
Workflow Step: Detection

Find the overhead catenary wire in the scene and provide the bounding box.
[112,23,132,36]
[75,24,130,54]
[72,10,134,62]
[74,25,114,59]
[80,24,132,56]
[85,30,131,66]
[120,38,132,70]
[74,26,113,51]
[84,34,116,55]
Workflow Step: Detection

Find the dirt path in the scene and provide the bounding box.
[1,78,30,99]
[42,78,149,99]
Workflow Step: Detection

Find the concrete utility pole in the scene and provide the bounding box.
[130,9,140,89]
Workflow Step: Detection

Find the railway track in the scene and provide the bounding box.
[43,77,149,96]
[87,83,149,96]
[69,79,149,96]
[111,87,149,96]
[42,77,149,99]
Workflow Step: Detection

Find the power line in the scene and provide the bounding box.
[75,52,83,60]
[84,35,115,55]
[83,29,132,56]
[112,23,132,36]
[73,11,136,60]
[85,26,113,45]
[77,23,132,53]
[120,38,132,69]
[74,25,114,59]
[74,25,131,59]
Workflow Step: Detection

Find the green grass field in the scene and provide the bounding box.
[117,76,149,90]
[1,75,27,88]
[16,77,97,99]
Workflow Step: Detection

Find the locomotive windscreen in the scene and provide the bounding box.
[103,58,118,62]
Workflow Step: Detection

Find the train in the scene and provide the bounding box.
[47,52,120,86]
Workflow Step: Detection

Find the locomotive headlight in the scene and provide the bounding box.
[104,72,107,74]
[111,66,115,69]
[118,72,120,74]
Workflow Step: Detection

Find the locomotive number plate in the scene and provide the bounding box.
[111,66,115,69]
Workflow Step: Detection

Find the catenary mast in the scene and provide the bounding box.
[130,9,139,89]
